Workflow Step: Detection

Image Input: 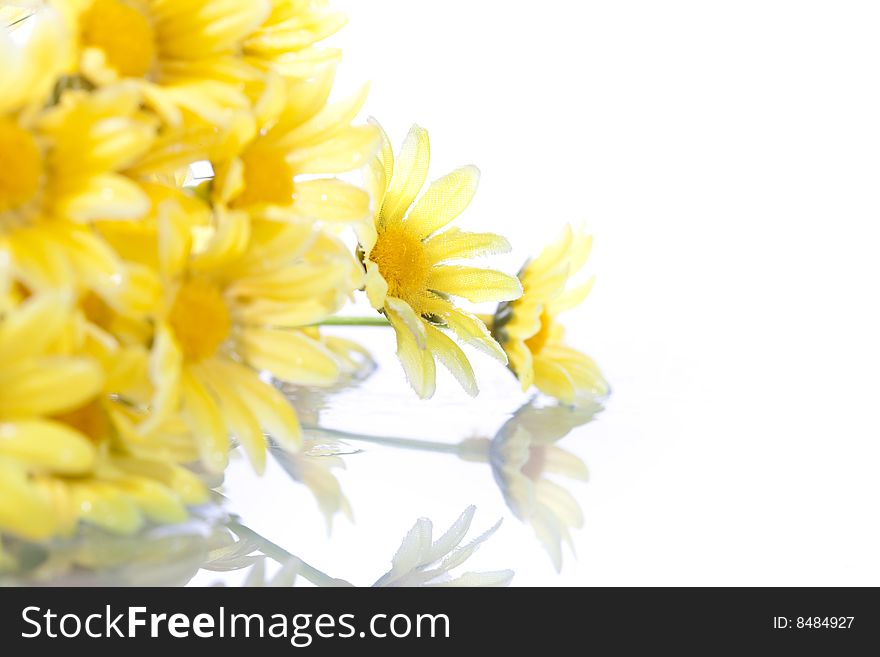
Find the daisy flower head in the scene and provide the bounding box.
[211,67,377,224]
[68,0,271,126]
[145,203,362,475]
[359,123,523,399]
[373,506,513,588]
[491,225,608,405]
[0,290,206,541]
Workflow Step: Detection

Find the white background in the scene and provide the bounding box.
[211,1,880,586]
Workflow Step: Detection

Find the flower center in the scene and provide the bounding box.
[525,310,553,354]
[233,147,295,208]
[81,0,157,79]
[0,118,42,218]
[54,400,112,443]
[168,279,231,363]
[369,225,430,302]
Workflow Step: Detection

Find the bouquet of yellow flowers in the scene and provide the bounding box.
[0,1,606,578]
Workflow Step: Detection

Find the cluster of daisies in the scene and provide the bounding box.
[0,1,606,550]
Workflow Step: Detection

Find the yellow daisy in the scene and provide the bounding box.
[68,0,270,126]
[243,0,347,81]
[211,67,377,223]
[358,124,522,398]
[143,202,361,474]
[0,291,205,540]
[491,225,608,404]
[0,79,166,301]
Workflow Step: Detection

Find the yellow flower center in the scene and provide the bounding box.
[55,400,111,443]
[525,310,553,354]
[81,0,157,79]
[369,225,430,302]
[233,148,295,208]
[0,118,42,217]
[168,279,231,363]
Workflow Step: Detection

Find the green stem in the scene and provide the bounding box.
[227,520,354,587]
[315,316,391,327]
[304,427,463,456]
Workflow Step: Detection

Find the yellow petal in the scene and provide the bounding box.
[287,125,378,174]
[533,359,576,404]
[505,339,535,391]
[364,261,388,310]
[0,357,103,418]
[424,228,510,263]
[115,262,161,315]
[0,420,96,474]
[387,306,435,398]
[238,328,339,386]
[292,179,371,222]
[405,165,479,238]
[276,65,336,127]
[213,360,302,451]
[157,201,192,281]
[380,124,430,224]
[0,292,69,363]
[200,362,266,474]
[143,323,182,433]
[275,83,370,150]
[158,1,271,59]
[191,208,251,272]
[425,300,507,364]
[427,266,523,303]
[59,173,150,222]
[253,69,287,128]
[425,324,478,397]
[366,118,394,210]
[236,297,338,328]
[550,278,595,315]
[7,228,72,291]
[180,369,229,474]
[386,297,426,349]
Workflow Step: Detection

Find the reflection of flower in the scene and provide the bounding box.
[357,123,522,398]
[373,505,512,587]
[3,503,512,588]
[491,225,607,405]
[484,401,600,572]
[269,441,353,531]
[0,512,232,586]
[331,399,602,572]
